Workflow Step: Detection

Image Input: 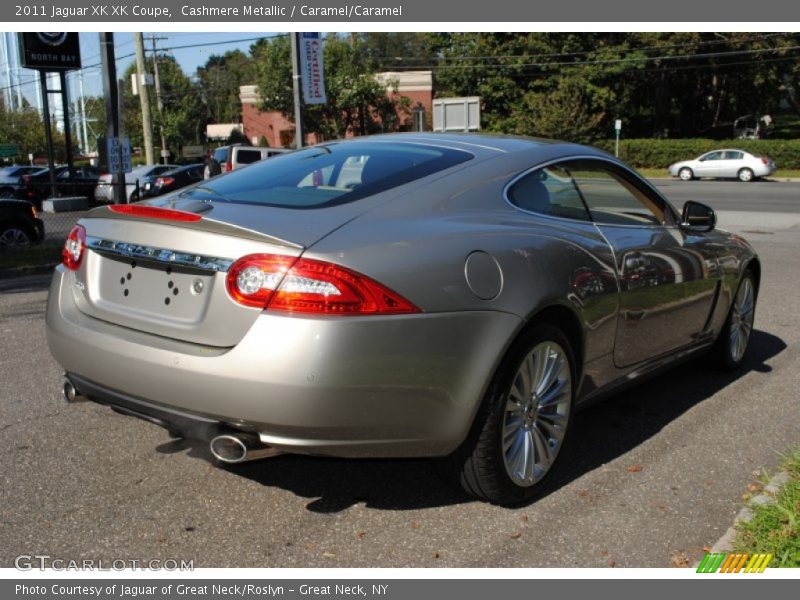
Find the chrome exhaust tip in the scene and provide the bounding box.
[209,432,281,464]
[62,377,84,403]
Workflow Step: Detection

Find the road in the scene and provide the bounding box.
[1,182,798,568]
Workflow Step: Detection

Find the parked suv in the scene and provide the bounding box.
[203,145,289,179]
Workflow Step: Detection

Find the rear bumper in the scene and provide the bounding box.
[46,266,521,457]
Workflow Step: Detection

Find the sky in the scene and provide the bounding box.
[2,32,280,107]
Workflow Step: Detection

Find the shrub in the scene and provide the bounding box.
[592,138,800,169]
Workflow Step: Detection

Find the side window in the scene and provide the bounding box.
[564,160,666,226]
[236,149,263,164]
[702,151,722,161]
[723,151,744,160]
[508,164,590,221]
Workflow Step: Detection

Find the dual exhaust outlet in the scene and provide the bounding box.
[62,377,280,465]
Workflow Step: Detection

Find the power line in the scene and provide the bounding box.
[0,33,289,96]
[395,32,798,63]
[385,44,800,71]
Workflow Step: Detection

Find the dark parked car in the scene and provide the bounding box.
[0,166,47,198]
[95,164,179,204]
[141,164,203,198]
[0,198,44,250]
[48,134,759,504]
[21,166,102,208]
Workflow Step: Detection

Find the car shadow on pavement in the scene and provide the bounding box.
[174,329,785,514]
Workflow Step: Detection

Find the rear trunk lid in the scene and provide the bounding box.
[71,197,370,347]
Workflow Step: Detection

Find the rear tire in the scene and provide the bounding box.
[439,323,575,505]
[738,168,754,182]
[710,270,756,371]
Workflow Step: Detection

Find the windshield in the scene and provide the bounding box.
[189,141,473,209]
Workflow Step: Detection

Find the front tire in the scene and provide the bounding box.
[738,168,754,182]
[0,224,33,250]
[441,323,575,505]
[711,270,756,370]
[679,167,694,181]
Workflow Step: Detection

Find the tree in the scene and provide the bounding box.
[122,54,206,160]
[197,49,255,125]
[427,32,800,140]
[252,34,412,142]
[0,103,67,162]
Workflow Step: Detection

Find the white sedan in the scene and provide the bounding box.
[668,149,776,182]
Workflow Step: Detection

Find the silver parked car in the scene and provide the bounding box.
[668,149,776,182]
[94,164,178,203]
[47,134,759,504]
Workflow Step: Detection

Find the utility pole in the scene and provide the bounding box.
[290,32,304,149]
[149,35,169,164]
[134,33,154,165]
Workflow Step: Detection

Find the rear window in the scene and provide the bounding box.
[213,147,229,163]
[236,149,263,164]
[189,141,473,209]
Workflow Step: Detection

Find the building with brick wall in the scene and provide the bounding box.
[238,71,433,148]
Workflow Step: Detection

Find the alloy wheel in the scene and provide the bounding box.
[0,227,32,249]
[502,341,572,487]
[729,278,755,362]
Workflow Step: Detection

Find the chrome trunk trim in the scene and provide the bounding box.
[86,237,233,273]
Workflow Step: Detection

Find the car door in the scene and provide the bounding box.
[721,150,745,177]
[563,159,720,367]
[693,151,724,178]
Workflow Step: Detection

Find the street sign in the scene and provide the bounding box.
[107,136,132,173]
[615,119,622,131]
[18,33,81,71]
[0,144,19,158]
[160,149,172,159]
[614,120,622,157]
[183,145,204,158]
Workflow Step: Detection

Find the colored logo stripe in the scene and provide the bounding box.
[696,552,772,573]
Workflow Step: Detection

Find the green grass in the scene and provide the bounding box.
[733,448,800,567]
[0,240,61,270]
[635,167,800,179]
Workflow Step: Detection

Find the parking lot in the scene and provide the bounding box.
[1,179,798,568]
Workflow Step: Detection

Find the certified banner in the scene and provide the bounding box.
[299,32,326,105]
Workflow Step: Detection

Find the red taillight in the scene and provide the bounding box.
[108,204,202,222]
[225,254,420,315]
[157,176,175,187]
[62,225,86,271]
[225,161,232,172]
[761,157,768,165]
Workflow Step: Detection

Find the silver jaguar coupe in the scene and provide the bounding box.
[47,134,759,504]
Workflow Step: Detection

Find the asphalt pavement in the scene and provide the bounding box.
[0,181,798,567]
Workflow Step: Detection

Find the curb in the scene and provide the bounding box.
[0,263,57,280]
[701,470,792,559]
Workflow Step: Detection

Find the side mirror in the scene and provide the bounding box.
[681,200,716,233]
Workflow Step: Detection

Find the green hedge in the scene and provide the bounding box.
[592,138,800,169]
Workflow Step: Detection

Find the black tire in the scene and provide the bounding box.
[678,167,694,181]
[738,168,754,183]
[439,323,576,505]
[710,269,757,371]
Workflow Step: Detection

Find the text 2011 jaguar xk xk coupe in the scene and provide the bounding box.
[47,134,759,504]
